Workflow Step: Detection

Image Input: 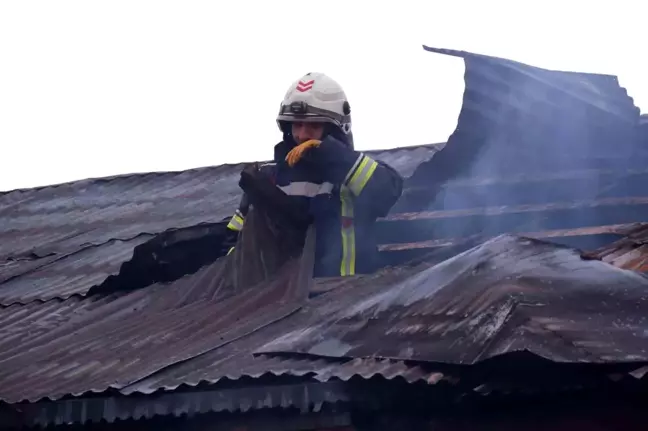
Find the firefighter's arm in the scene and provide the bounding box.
[226,162,277,233]
[227,192,250,232]
[302,136,404,217]
[224,192,250,255]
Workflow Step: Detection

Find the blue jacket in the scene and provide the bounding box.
[227,134,403,277]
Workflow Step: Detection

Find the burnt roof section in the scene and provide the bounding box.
[0,255,306,403]
[0,235,152,304]
[2,47,648,412]
[0,144,442,304]
[384,47,648,262]
[258,234,648,365]
[405,46,643,200]
[0,144,440,261]
[584,223,648,271]
[2,234,647,405]
[0,222,232,306]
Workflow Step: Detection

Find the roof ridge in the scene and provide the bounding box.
[0,143,443,196]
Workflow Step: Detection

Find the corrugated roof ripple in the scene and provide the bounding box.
[0,235,152,305]
[0,145,441,260]
[407,47,642,192]
[2,233,647,403]
[258,234,648,364]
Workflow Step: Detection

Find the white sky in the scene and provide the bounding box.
[1,1,645,191]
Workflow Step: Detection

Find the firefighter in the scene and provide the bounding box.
[227,72,403,277]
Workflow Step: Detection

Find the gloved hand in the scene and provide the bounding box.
[285,139,321,167]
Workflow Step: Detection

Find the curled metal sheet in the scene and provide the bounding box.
[0,145,440,261]
[17,382,348,427]
[257,234,648,365]
[0,206,313,404]
[585,223,648,272]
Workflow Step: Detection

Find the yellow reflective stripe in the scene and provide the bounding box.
[346,154,379,196]
[227,210,245,231]
[227,246,235,255]
[340,186,356,276]
[343,154,364,184]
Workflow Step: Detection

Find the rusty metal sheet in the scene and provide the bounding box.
[0,205,313,404]
[0,235,152,305]
[122,311,446,396]
[0,164,246,260]
[401,46,643,217]
[3,230,648,405]
[423,47,639,121]
[585,223,648,271]
[124,351,445,396]
[257,234,648,365]
[0,144,439,303]
[0,145,439,261]
[0,293,128,356]
[0,276,446,404]
[0,262,302,403]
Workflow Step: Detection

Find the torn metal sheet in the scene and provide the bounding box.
[0,235,152,305]
[257,234,648,365]
[0,145,440,260]
[585,223,648,271]
[0,205,313,404]
[401,46,644,218]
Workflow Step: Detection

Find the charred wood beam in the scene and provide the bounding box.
[379,224,633,252]
[378,197,648,245]
[396,169,648,212]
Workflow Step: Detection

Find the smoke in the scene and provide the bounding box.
[389,55,648,258]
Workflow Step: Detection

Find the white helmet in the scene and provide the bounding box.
[277,72,352,135]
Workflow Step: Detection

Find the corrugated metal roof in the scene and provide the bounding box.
[2,233,647,405]
[0,144,442,304]
[0,235,152,305]
[1,46,648,417]
[404,46,644,204]
[258,234,648,364]
[122,323,444,396]
[385,47,648,265]
[0,144,442,261]
[0,252,307,403]
[0,162,244,260]
[0,251,445,403]
[585,223,648,271]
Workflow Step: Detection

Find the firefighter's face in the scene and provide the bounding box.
[291,121,325,144]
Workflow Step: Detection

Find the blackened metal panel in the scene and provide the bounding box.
[257,234,648,365]
[401,47,643,215]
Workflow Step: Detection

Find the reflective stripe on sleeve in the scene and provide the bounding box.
[227,210,245,231]
[344,154,379,196]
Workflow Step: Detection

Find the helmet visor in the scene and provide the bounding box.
[277,101,348,127]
